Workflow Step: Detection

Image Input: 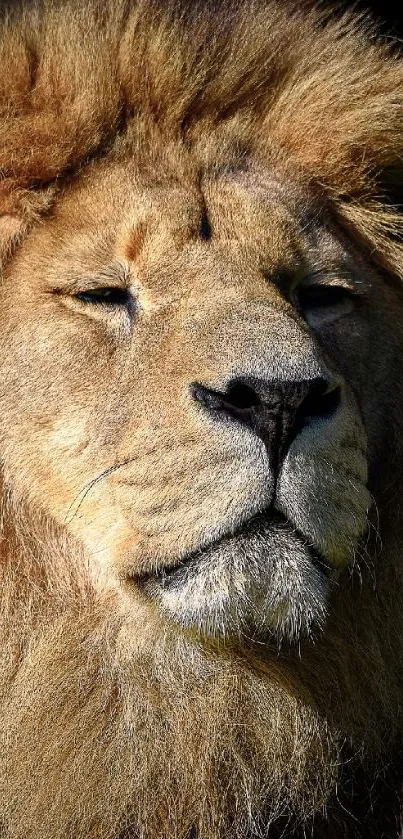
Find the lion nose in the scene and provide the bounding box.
[190,376,341,460]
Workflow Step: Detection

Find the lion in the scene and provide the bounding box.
[0,0,403,836]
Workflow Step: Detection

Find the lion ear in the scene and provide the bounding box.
[0,214,26,258]
[0,180,26,258]
[0,181,55,261]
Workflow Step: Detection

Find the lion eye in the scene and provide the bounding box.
[76,287,130,307]
[296,284,355,326]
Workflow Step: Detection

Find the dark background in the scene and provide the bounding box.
[337,1,403,37]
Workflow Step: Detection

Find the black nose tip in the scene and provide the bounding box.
[190,375,341,451]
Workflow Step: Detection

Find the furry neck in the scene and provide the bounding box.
[0,492,402,838]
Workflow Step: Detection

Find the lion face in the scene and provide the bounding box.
[2,2,403,836]
[0,151,379,642]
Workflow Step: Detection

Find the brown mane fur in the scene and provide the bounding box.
[1,2,403,838]
[0,0,402,267]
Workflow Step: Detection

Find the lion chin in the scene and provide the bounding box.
[135,511,329,641]
[1,0,403,838]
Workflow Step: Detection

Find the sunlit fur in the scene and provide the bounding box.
[1,2,403,838]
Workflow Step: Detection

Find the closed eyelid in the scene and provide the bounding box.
[51,263,130,295]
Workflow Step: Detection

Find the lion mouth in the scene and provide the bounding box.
[131,507,333,641]
[134,508,330,591]
[128,507,335,641]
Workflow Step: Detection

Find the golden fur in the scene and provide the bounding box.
[0,1,403,837]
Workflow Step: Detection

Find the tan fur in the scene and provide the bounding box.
[0,2,403,837]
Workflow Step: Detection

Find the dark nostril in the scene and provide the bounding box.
[295,378,341,432]
[190,381,261,414]
[224,382,261,410]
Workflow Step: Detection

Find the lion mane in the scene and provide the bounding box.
[0,2,403,838]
